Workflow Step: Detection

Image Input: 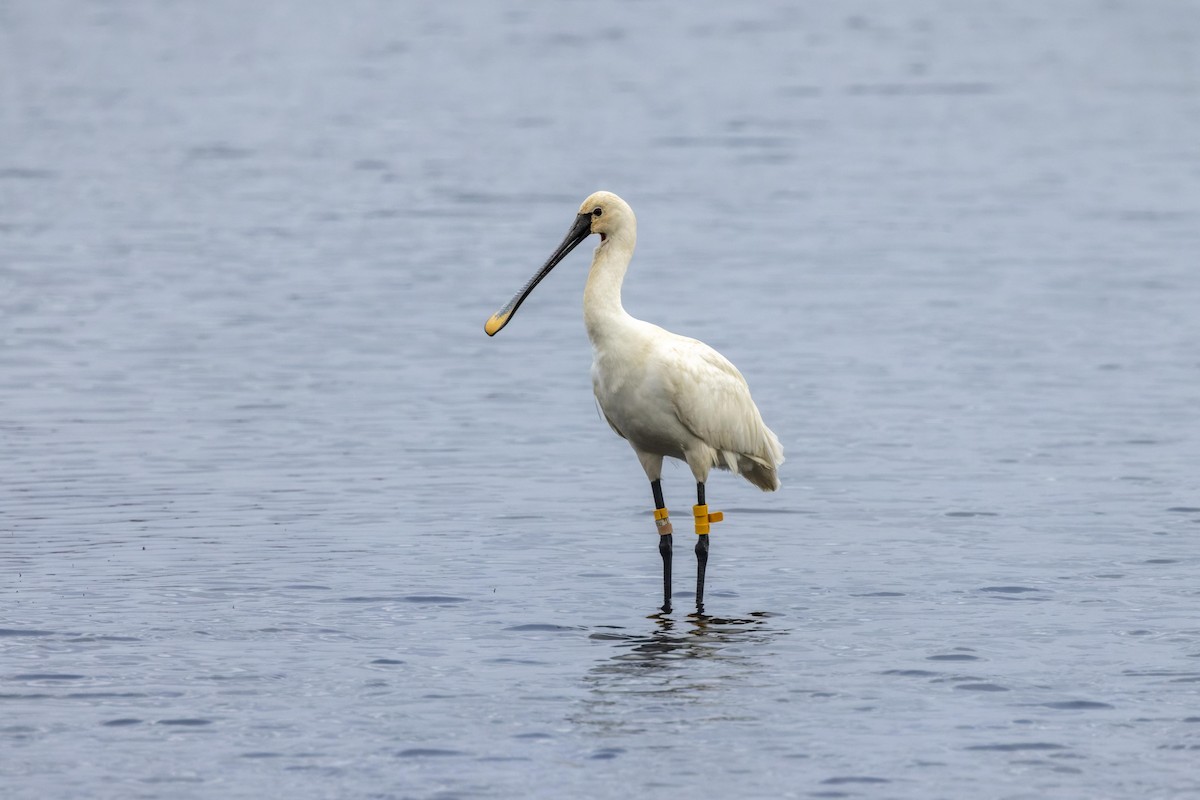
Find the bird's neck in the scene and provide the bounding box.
[583,230,637,344]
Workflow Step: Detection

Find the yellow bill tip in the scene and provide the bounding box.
[484,312,510,337]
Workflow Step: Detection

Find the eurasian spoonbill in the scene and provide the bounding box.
[485,191,783,614]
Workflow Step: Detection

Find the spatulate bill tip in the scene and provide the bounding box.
[484,312,510,336]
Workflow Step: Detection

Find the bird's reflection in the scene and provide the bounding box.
[572,610,784,737]
[588,612,779,675]
[571,612,784,734]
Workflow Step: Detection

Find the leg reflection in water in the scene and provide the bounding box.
[593,613,778,668]
[573,612,785,735]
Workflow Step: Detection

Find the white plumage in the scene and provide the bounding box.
[591,315,784,490]
[577,191,784,492]
[485,190,783,613]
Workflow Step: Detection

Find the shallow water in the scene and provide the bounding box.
[3,1,1200,797]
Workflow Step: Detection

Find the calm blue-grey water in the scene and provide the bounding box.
[3,1,1200,797]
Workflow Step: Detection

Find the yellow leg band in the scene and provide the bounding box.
[693,504,724,535]
[654,507,673,535]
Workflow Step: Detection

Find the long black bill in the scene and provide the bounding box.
[484,212,593,336]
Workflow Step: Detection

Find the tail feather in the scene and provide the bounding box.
[725,427,785,492]
[738,454,780,491]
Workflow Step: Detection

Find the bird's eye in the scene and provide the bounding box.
[592,207,602,217]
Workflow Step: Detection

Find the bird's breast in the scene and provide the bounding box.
[590,345,692,460]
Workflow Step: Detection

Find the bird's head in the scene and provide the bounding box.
[484,191,635,336]
[577,191,635,244]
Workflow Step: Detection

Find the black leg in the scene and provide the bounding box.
[652,479,672,613]
[659,535,673,613]
[695,481,708,614]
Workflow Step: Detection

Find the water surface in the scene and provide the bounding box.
[3,1,1200,798]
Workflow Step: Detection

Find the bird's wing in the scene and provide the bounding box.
[662,336,776,465]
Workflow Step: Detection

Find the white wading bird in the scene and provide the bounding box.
[485,191,783,614]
